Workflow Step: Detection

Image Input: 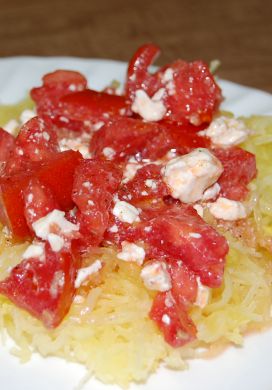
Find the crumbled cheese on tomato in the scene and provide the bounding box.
[201,116,250,147]
[74,260,102,288]
[209,197,247,221]
[102,147,116,160]
[195,277,210,308]
[202,182,221,201]
[122,162,143,183]
[145,179,157,189]
[3,119,19,135]
[49,271,65,298]
[19,109,36,124]
[162,313,171,325]
[162,148,223,203]
[112,201,140,224]
[59,133,91,159]
[193,204,204,218]
[140,261,172,291]
[22,242,45,260]
[32,209,79,248]
[161,68,176,95]
[92,121,105,131]
[117,241,145,265]
[47,233,65,252]
[189,232,202,238]
[108,224,118,233]
[131,89,167,122]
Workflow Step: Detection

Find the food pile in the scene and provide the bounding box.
[0,44,271,386]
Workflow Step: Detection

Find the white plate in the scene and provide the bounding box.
[0,57,271,390]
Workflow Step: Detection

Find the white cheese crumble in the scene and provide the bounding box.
[19,109,36,124]
[112,201,140,224]
[195,277,210,308]
[145,179,157,189]
[131,89,167,122]
[117,241,145,265]
[202,182,221,201]
[140,261,172,292]
[102,147,116,160]
[201,116,250,147]
[3,119,19,135]
[193,204,204,218]
[189,232,202,239]
[74,260,102,288]
[122,162,143,183]
[59,133,91,159]
[162,313,171,325]
[22,242,45,260]
[108,224,118,233]
[47,233,65,252]
[209,197,247,221]
[161,68,176,95]
[162,148,223,203]
[32,209,79,250]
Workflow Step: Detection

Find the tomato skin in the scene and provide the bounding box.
[149,291,197,347]
[125,43,161,102]
[0,151,82,239]
[0,242,79,328]
[214,147,257,201]
[72,159,122,248]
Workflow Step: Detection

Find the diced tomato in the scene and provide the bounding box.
[125,43,161,102]
[214,147,257,200]
[72,159,122,248]
[149,291,197,347]
[90,117,162,162]
[168,260,198,306]
[118,163,169,204]
[13,117,59,162]
[0,128,15,164]
[0,242,79,328]
[160,60,222,125]
[90,117,210,163]
[23,178,60,229]
[0,150,82,239]
[31,70,87,106]
[140,204,228,287]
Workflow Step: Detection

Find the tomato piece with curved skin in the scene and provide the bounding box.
[161,60,222,125]
[149,291,197,347]
[23,178,60,230]
[72,159,122,248]
[125,43,161,102]
[0,151,82,239]
[0,128,15,164]
[5,117,59,174]
[214,147,257,201]
[140,204,228,288]
[0,242,79,328]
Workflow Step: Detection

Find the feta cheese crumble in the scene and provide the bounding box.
[117,241,145,265]
[22,242,45,260]
[162,148,223,203]
[202,182,221,201]
[32,209,79,250]
[3,119,19,135]
[140,261,172,291]
[102,147,116,160]
[131,89,167,122]
[195,277,210,308]
[209,197,247,221]
[201,116,250,147]
[75,260,102,288]
[112,201,140,224]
